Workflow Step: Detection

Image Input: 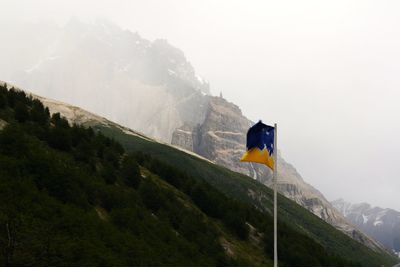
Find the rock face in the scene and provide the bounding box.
[332,199,400,255]
[172,96,385,251]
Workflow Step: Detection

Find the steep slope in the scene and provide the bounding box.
[0,85,272,267]
[0,80,383,267]
[171,95,384,251]
[2,82,397,266]
[81,108,399,266]
[333,199,400,257]
[0,19,387,250]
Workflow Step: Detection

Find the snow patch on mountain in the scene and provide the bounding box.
[332,198,400,254]
[363,214,369,224]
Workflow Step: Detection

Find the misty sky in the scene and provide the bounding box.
[1,0,399,210]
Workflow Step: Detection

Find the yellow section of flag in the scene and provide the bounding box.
[241,147,274,170]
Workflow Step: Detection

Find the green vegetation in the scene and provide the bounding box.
[0,83,397,266]
[97,116,398,267]
[133,152,363,267]
[0,85,238,266]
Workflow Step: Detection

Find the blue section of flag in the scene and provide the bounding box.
[246,121,275,156]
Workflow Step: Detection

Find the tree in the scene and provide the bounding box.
[51,113,69,128]
[101,163,117,185]
[139,180,164,212]
[121,156,141,188]
[14,103,29,122]
[30,99,48,125]
[0,94,6,108]
[47,127,71,151]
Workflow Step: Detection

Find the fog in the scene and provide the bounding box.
[1,0,399,210]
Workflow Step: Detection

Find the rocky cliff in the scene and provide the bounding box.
[172,96,385,251]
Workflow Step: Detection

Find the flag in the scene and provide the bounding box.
[240,120,275,170]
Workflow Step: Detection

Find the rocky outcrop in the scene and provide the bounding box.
[332,199,400,254]
[172,95,385,251]
[170,124,198,152]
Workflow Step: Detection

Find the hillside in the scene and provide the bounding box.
[96,121,398,267]
[0,19,385,249]
[0,83,397,266]
[0,84,267,266]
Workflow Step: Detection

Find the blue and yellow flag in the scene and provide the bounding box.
[241,121,275,170]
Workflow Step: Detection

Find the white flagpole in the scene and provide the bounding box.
[273,123,278,267]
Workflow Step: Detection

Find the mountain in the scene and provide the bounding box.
[0,19,385,251]
[171,95,383,251]
[2,18,209,142]
[1,81,398,266]
[332,199,400,257]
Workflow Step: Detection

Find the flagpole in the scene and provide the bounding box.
[273,123,278,267]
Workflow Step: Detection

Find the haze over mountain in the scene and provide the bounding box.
[1,0,400,212]
[0,81,397,266]
[1,1,399,265]
[0,19,391,252]
[1,19,210,142]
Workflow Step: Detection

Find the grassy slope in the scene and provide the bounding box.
[97,124,398,267]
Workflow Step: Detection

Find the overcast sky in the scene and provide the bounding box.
[1,0,399,210]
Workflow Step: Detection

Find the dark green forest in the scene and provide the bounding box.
[0,83,395,266]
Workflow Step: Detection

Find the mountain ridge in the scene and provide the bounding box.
[0,80,397,266]
[0,19,387,252]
